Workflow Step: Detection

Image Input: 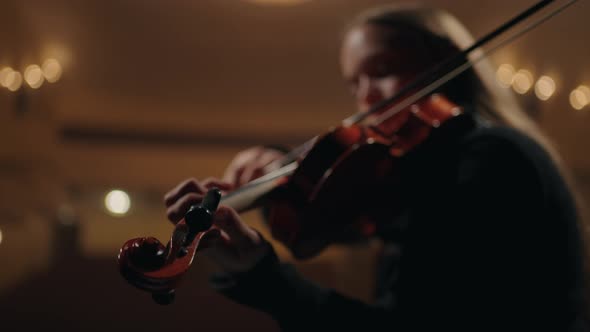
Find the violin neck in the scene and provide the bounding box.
[220,162,298,212]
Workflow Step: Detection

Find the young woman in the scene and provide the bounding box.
[164,4,588,331]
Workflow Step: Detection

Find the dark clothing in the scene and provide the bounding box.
[210,118,588,331]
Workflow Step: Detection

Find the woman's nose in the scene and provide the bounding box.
[356,75,384,112]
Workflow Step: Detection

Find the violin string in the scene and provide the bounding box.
[264,136,318,172]
[222,161,299,201]
[341,0,559,127]
[370,0,578,127]
[225,138,316,199]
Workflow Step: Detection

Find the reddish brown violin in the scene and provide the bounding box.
[117,93,469,304]
[117,0,576,304]
[265,94,468,259]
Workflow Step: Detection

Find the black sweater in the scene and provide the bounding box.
[210,121,588,332]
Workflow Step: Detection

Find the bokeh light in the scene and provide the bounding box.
[534,76,556,101]
[0,67,14,87]
[6,71,23,92]
[496,64,515,88]
[24,64,44,89]
[512,69,534,94]
[104,190,131,216]
[42,58,63,83]
[570,85,590,110]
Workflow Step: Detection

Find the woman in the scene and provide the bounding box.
[164,4,588,331]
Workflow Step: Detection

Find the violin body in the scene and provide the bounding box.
[266,94,472,259]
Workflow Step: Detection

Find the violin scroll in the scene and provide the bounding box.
[117,188,222,305]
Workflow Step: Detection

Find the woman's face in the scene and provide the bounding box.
[340,23,435,115]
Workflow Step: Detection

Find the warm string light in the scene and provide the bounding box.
[6,71,23,92]
[42,58,63,83]
[534,76,556,101]
[512,69,534,95]
[496,64,515,88]
[0,67,13,87]
[0,58,62,92]
[0,67,22,91]
[24,64,44,89]
[570,86,590,111]
[496,64,588,110]
[1,67,23,91]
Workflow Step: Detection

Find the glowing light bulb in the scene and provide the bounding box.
[496,64,515,88]
[24,64,44,89]
[0,67,14,87]
[512,69,534,95]
[105,190,131,216]
[534,76,556,101]
[6,71,23,92]
[570,85,590,110]
[0,228,3,245]
[42,58,62,83]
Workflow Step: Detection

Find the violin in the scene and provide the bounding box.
[118,93,468,304]
[117,0,578,304]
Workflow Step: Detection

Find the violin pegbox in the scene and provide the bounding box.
[117,189,222,305]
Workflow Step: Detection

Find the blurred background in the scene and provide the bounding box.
[0,0,588,330]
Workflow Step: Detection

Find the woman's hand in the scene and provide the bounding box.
[222,146,286,189]
[164,178,271,274]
